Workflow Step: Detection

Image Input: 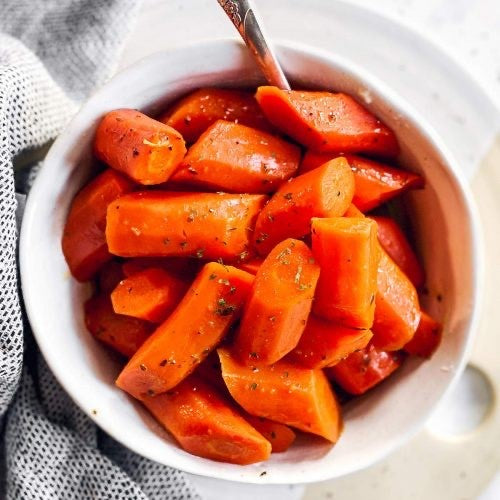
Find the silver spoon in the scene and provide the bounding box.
[217,0,291,90]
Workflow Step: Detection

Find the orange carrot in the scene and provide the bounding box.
[300,152,424,212]
[111,267,188,323]
[142,375,271,464]
[237,258,263,275]
[326,344,403,395]
[159,88,273,143]
[171,120,300,193]
[94,109,186,185]
[244,416,296,453]
[252,158,355,255]
[106,192,267,261]
[62,169,134,282]
[218,348,342,442]
[343,203,364,217]
[84,294,153,358]
[404,311,442,358]
[98,260,125,293]
[255,87,399,157]
[234,239,320,365]
[116,262,253,400]
[312,217,379,328]
[121,257,202,281]
[286,315,373,369]
[370,215,425,289]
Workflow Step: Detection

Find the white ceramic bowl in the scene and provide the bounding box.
[20,39,482,484]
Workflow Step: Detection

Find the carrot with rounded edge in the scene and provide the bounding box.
[62,169,134,282]
[218,348,342,442]
[252,158,355,255]
[404,311,442,358]
[312,217,379,329]
[234,239,320,365]
[255,87,399,157]
[287,315,373,369]
[142,375,271,464]
[94,109,186,185]
[106,192,267,261]
[111,267,188,323]
[116,262,253,400]
[171,120,300,194]
[326,344,403,395]
[244,416,296,453]
[159,88,273,143]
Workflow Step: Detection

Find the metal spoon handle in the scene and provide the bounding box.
[217,0,291,90]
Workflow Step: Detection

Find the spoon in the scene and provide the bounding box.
[216,0,291,90]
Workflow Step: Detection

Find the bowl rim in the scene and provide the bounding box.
[19,37,484,484]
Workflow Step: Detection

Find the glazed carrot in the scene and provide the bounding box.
[300,152,424,212]
[244,416,296,453]
[142,375,271,464]
[326,344,403,395]
[84,294,153,358]
[218,348,342,442]
[98,260,125,293]
[106,192,267,261]
[372,249,421,350]
[343,203,364,217]
[237,258,263,275]
[234,239,320,365]
[62,169,134,282]
[404,311,442,358]
[255,87,399,157]
[111,267,188,323]
[287,315,373,369]
[159,88,273,143]
[171,120,300,193]
[370,215,425,289]
[121,257,202,281]
[94,109,186,185]
[116,262,253,400]
[312,217,379,328]
[252,158,355,255]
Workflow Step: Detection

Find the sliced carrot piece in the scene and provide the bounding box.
[287,315,373,369]
[142,375,271,464]
[404,311,442,358]
[312,217,379,328]
[171,120,300,193]
[159,88,273,143]
[244,416,296,453]
[62,169,134,282]
[237,258,264,275]
[121,257,202,281]
[253,158,355,255]
[94,109,186,185]
[106,192,267,261]
[116,263,253,400]
[255,87,399,157]
[98,260,125,293]
[370,215,425,289]
[343,203,364,217]
[234,239,320,365]
[218,348,342,442]
[111,267,188,323]
[84,294,153,358]
[300,152,424,212]
[326,344,403,395]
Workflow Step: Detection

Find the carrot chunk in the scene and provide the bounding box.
[62,169,134,282]
[404,311,442,358]
[371,215,425,289]
[142,375,271,464]
[300,152,424,212]
[159,88,273,143]
[326,344,403,395]
[116,263,253,400]
[312,217,379,328]
[234,239,320,365]
[253,158,355,255]
[171,120,300,193]
[106,192,267,261]
[218,348,342,442]
[94,109,186,185]
[84,294,153,358]
[244,416,296,453]
[237,258,263,275]
[255,87,399,157]
[111,267,188,323]
[287,315,373,369]
[372,249,421,351]
[121,257,202,281]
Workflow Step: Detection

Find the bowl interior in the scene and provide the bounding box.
[20,39,479,484]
